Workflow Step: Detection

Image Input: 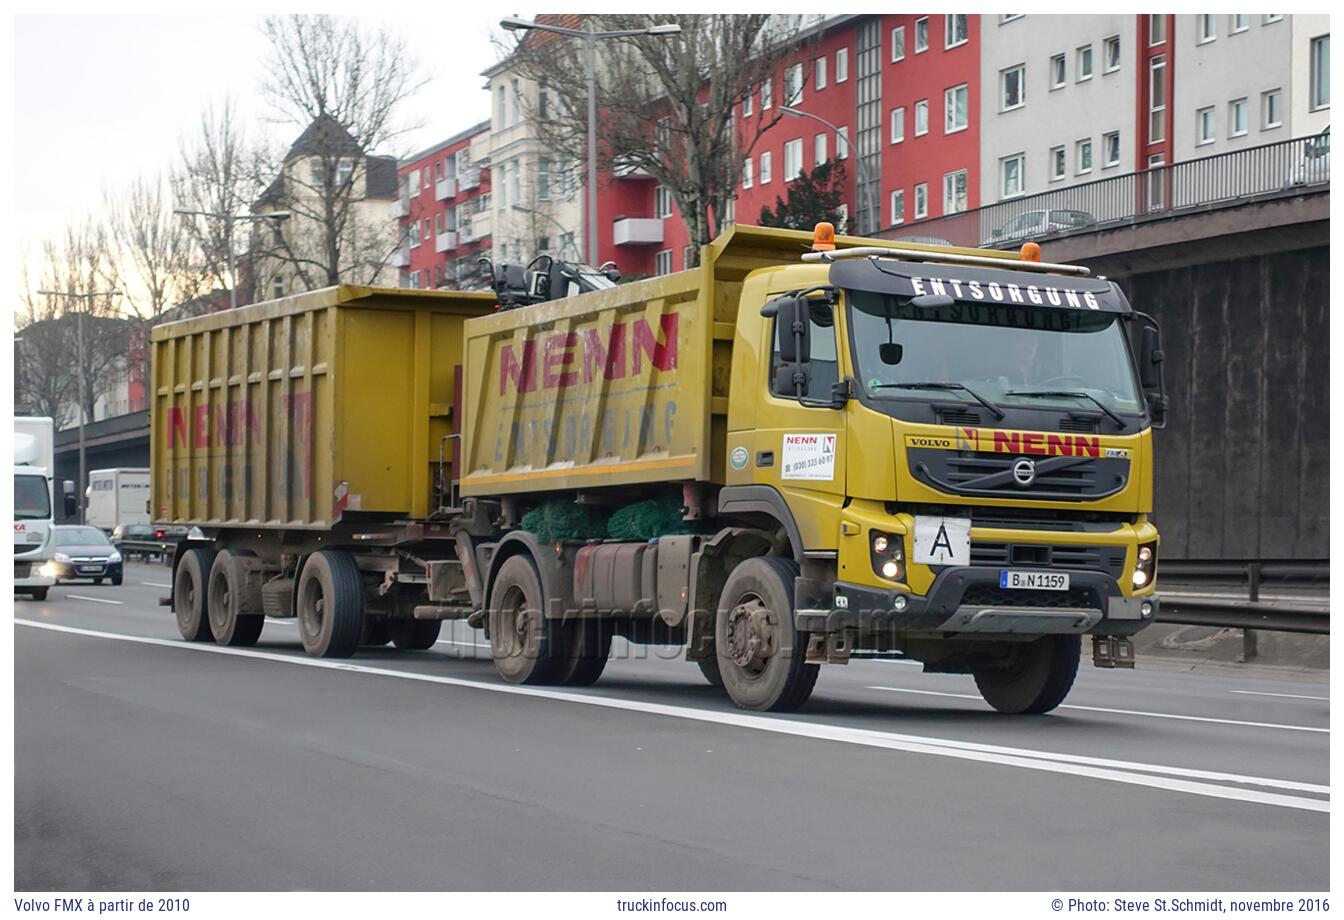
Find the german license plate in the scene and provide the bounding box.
[79,565,101,573]
[1000,570,1070,591]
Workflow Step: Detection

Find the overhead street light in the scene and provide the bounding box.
[780,105,878,235]
[173,209,292,309]
[500,16,682,266]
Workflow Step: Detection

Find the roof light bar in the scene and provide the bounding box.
[801,246,1092,277]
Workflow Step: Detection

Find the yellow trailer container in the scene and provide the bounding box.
[150,285,496,530]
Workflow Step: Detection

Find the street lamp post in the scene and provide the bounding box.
[173,209,291,309]
[37,288,121,525]
[500,16,682,267]
[779,105,878,235]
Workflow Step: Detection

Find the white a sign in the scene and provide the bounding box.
[912,516,971,566]
[781,433,837,481]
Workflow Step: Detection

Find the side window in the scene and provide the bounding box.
[770,303,839,401]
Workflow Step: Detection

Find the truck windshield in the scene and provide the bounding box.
[846,290,1143,415]
[15,474,51,520]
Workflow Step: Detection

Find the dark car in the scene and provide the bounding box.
[111,523,161,561]
[49,525,124,585]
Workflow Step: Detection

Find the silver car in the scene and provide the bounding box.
[982,208,1098,248]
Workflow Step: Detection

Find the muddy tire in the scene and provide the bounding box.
[174,547,217,642]
[487,554,566,685]
[715,556,819,712]
[973,635,1081,714]
[296,550,365,659]
[389,618,442,650]
[207,549,264,647]
[557,619,612,686]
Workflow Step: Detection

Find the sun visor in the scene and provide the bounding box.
[829,258,1130,314]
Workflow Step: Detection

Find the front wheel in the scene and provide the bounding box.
[29,587,49,602]
[714,557,818,712]
[972,635,1081,714]
[487,554,566,684]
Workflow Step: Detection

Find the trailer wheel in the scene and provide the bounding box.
[487,554,566,684]
[173,547,216,642]
[715,557,819,712]
[972,635,1081,714]
[207,549,264,647]
[389,618,442,651]
[361,618,391,646]
[557,619,612,686]
[296,550,365,659]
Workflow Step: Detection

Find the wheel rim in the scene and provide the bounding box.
[724,592,775,678]
[493,583,530,663]
[299,574,326,645]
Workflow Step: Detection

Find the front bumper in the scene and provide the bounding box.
[14,559,55,588]
[797,567,1158,638]
[50,560,122,581]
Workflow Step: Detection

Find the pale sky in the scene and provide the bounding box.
[13,13,515,264]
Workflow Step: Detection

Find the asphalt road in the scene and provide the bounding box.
[14,563,1329,891]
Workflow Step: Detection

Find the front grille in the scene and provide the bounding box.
[944,454,1096,495]
[969,542,1126,579]
[901,503,1132,532]
[961,585,1099,609]
[15,562,32,579]
[908,448,1129,501]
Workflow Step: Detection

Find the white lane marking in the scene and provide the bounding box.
[870,685,1328,734]
[1230,690,1330,702]
[436,638,485,649]
[64,595,124,606]
[139,581,171,588]
[15,619,1327,814]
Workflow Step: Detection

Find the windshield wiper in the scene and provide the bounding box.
[873,381,1005,420]
[1005,389,1126,430]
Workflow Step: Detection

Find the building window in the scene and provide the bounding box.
[836,47,849,83]
[785,63,804,105]
[1310,35,1329,110]
[1149,15,1166,46]
[537,158,552,200]
[1198,14,1216,43]
[945,14,968,48]
[891,106,905,143]
[760,151,773,184]
[915,17,929,53]
[1001,64,1026,111]
[836,126,850,159]
[1001,153,1025,198]
[1076,139,1093,174]
[496,85,506,127]
[1264,14,1283,24]
[409,170,421,196]
[654,250,672,276]
[914,182,928,218]
[1103,35,1121,72]
[891,26,905,62]
[1230,14,1249,33]
[1076,45,1093,81]
[409,220,420,247]
[654,184,672,218]
[1149,55,1167,141]
[1229,97,1248,137]
[1050,53,1066,89]
[273,278,284,298]
[815,56,828,90]
[1000,14,1023,23]
[1196,106,1216,145]
[683,245,695,270]
[784,138,804,180]
[914,100,929,136]
[436,212,445,234]
[1050,145,1066,181]
[944,84,968,133]
[410,271,421,289]
[814,133,827,166]
[743,93,753,117]
[742,157,753,189]
[890,188,905,225]
[761,78,773,110]
[1262,89,1283,129]
[1103,131,1120,167]
[943,169,968,213]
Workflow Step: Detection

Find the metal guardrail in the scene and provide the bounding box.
[1157,597,1328,635]
[1156,559,1329,638]
[876,132,1330,249]
[117,539,175,561]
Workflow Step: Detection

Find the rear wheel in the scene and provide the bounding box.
[487,554,566,684]
[207,549,264,647]
[557,619,612,686]
[296,550,365,659]
[715,557,819,712]
[972,635,1081,714]
[173,548,217,642]
[389,618,442,650]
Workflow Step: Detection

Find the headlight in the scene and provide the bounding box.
[870,530,906,583]
[108,551,122,563]
[1133,541,1157,589]
[54,552,72,563]
[39,562,58,578]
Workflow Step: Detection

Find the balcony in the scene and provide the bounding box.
[459,166,482,192]
[612,217,664,246]
[391,247,410,268]
[435,230,458,253]
[613,156,652,180]
[393,197,410,218]
[435,176,457,201]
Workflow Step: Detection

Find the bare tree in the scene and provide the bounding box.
[255,15,428,289]
[15,254,76,427]
[506,15,817,262]
[107,173,207,322]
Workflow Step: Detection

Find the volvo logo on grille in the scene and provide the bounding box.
[1011,457,1037,487]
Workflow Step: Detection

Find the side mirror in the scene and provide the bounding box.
[775,296,811,365]
[1137,320,1168,429]
[62,480,77,518]
[879,343,903,365]
[603,267,622,283]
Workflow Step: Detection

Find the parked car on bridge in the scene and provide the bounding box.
[48,525,123,585]
[981,208,1098,248]
[1286,124,1330,187]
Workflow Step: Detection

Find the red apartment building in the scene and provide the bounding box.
[395,120,493,289]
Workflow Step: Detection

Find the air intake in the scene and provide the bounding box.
[1059,417,1100,434]
[938,409,981,426]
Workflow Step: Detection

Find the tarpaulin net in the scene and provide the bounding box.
[606,494,694,542]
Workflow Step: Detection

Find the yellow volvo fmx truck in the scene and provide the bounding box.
[154,224,1166,714]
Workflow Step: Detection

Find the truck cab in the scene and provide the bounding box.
[14,417,71,601]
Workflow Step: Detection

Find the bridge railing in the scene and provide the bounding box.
[875,132,1330,250]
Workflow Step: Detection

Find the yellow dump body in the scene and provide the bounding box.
[460,224,1009,497]
[150,285,496,529]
